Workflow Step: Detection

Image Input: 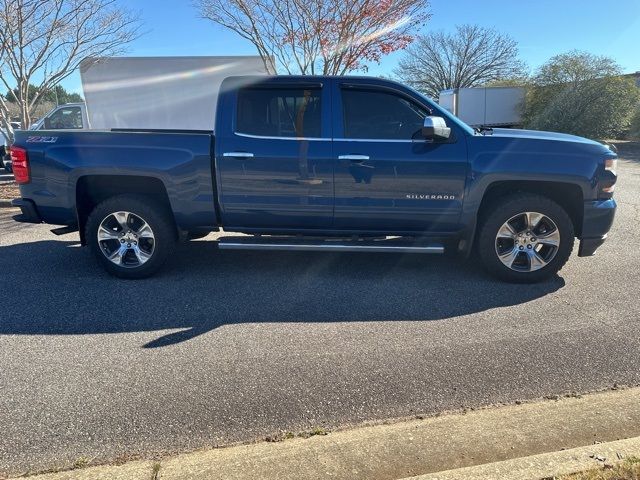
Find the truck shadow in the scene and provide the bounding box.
[0,239,565,348]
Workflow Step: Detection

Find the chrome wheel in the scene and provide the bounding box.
[97,211,155,268]
[495,211,560,272]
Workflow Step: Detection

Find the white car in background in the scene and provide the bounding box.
[1,122,21,173]
[29,103,87,131]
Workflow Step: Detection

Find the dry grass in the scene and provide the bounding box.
[151,462,161,480]
[553,457,640,480]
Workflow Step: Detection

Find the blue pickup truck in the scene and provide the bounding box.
[10,76,617,282]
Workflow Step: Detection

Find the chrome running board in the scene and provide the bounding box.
[218,238,444,254]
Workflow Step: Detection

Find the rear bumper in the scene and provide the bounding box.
[11,198,42,224]
[578,199,616,257]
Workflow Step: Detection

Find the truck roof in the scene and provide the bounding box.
[221,75,417,92]
[224,74,403,81]
[54,102,85,107]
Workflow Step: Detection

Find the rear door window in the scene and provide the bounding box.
[236,87,322,138]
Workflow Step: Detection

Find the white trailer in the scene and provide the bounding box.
[31,56,269,132]
[438,86,525,128]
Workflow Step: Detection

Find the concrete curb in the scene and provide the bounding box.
[18,388,640,480]
[405,436,640,480]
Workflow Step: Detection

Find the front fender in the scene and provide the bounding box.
[456,135,607,256]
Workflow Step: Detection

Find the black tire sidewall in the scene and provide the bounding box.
[478,194,574,283]
[86,195,176,279]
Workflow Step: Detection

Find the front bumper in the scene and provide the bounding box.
[11,198,42,224]
[578,199,616,257]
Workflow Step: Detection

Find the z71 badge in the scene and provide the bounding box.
[26,136,58,143]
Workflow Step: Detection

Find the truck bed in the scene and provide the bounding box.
[13,129,218,231]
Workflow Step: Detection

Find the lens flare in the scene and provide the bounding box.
[323,15,412,58]
[83,62,243,93]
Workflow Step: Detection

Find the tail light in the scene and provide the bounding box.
[10,146,30,184]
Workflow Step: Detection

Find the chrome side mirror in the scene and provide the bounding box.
[422,116,451,140]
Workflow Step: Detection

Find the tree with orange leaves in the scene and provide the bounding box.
[196,0,430,75]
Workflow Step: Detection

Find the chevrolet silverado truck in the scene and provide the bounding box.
[10,76,618,282]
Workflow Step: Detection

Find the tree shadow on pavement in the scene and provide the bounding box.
[0,239,565,348]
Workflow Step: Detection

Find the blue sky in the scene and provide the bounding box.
[63,0,640,93]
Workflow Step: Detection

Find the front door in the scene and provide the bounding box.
[333,84,468,233]
[216,81,333,230]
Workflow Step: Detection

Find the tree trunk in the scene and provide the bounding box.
[21,102,31,130]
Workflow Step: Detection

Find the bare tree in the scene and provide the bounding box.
[394,24,527,98]
[0,0,141,140]
[196,0,430,75]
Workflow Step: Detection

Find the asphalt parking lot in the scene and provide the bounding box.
[1,144,639,476]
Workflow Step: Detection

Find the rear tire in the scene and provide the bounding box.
[86,195,177,279]
[477,193,574,283]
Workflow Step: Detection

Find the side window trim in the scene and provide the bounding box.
[234,131,329,141]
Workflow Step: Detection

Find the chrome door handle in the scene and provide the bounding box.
[223,152,254,158]
[338,154,370,161]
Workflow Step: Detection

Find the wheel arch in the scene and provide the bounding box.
[76,175,176,246]
[457,180,584,257]
[477,180,584,235]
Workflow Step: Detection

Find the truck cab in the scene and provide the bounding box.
[215,76,467,234]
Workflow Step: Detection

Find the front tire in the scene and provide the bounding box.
[477,193,574,283]
[86,195,177,279]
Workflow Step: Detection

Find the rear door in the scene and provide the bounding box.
[332,82,468,233]
[215,79,333,230]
